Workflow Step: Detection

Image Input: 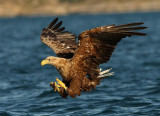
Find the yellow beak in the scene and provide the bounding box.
[41,60,49,66]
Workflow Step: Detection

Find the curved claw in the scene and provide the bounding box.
[50,82,60,92]
[56,78,67,90]
[54,82,60,92]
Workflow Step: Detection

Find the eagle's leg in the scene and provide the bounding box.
[97,68,114,79]
[50,82,60,92]
[50,78,68,91]
[56,78,68,91]
[50,81,68,98]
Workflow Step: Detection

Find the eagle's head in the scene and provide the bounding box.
[41,56,68,70]
[41,56,59,66]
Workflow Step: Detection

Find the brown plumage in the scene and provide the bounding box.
[40,17,147,98]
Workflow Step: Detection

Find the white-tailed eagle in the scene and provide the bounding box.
[40,17,147,98]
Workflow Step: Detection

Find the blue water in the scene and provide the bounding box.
[0,12,160,116]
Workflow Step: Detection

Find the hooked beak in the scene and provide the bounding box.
[41,60,49,66]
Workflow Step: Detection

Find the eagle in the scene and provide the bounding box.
[40,17,147,98]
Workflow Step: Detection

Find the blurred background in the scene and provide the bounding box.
[0,0,160,17]
[0,0,160,116]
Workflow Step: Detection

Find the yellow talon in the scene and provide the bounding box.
[50,82,60,92]
[55,82,60,88]
[50,78,67,93]
[56,78,67,90]
[50,82,54,85]
[54,82,60,92]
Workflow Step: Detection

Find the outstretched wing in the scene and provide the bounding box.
[72,22,147,77]
[40,17,78,59]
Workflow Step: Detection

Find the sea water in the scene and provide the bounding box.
[0,12,160,116]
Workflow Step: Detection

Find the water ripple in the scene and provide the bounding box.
[0,13,160,116]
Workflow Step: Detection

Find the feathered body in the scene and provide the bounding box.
[40,17,147,98]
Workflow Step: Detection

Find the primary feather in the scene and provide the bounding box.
[41,17,78,59]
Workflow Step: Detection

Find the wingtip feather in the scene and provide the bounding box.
[47,17,59,29]
[57,27,65,32]
[114,22,145,28]
[124,32,147,36]
[118,26,148,31]
[52,21,63,30]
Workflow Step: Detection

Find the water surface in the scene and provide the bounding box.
[0,12,160,116]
